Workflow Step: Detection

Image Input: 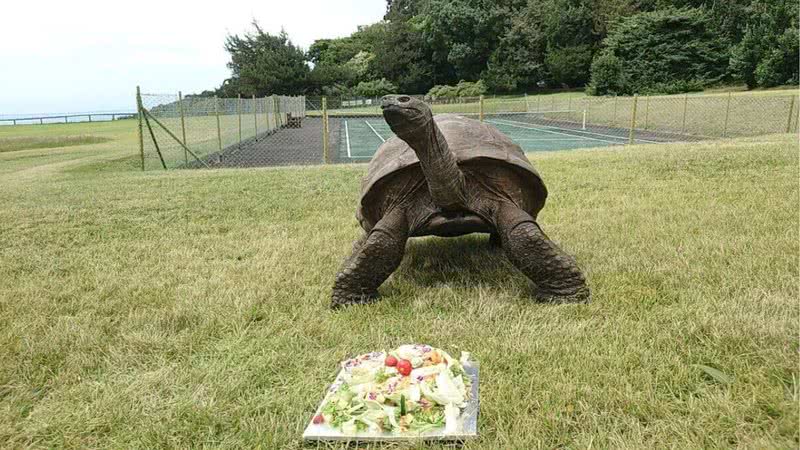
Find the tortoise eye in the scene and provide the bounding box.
[398,96,411,103]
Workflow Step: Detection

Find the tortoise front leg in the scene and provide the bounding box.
[493,204,590,303]
[331,208,409,308]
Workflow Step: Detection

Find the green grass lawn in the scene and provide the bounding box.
[0,135,111,153]
[0,120,797,448]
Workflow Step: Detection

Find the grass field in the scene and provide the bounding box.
[0,135,111,153]
[0,120,798,448]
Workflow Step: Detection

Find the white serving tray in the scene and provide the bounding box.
[303,361,479,442]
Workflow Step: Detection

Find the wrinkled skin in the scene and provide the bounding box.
[331,95,590,308]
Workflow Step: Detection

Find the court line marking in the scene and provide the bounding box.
[363,122,393,133]
[488,119,622,145]
[345,120,352,158]
[513,138,600,141]
[366,117,659,145]
[492,117,661,144]
[365,121,386,143]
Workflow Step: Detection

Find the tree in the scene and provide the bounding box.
[587,7,730,95]
[545,45,594,87]
[370,19,434,93]
[221,22,309,96]
[754,24,799,87]
[418,0,513,84]
[308,23,388,94]
[539,0,597,87]
[729,0,799,88]
[482,6,547,92]
[208,0,797,97]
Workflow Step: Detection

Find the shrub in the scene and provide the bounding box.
[353,78,398,98]
[427,80,487,99]
[586,51,625,95]
[455,80,487,97]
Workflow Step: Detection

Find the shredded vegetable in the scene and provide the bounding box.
[316,344,472,435]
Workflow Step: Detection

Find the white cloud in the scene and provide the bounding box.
[0,0,385,114]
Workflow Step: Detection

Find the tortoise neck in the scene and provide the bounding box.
[403,120,467,211]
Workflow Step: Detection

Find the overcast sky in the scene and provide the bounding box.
[0,0,386,115]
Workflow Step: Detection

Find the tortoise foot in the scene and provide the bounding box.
[331,289,380,309]
[533,285,591,304]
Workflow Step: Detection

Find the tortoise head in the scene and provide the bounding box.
[381,95,433,141]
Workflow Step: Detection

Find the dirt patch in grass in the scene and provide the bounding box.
[0,135,111,153]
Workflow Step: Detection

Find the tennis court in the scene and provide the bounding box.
[337,110,667,162]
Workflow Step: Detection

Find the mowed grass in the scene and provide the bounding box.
[0,135,111,153]
[0,120,798,448]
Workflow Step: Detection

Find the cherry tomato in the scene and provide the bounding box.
[312,414,324,424]
[385,355,398,367]
[397,359,412,376]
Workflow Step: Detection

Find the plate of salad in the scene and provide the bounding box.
[303,344,479,441]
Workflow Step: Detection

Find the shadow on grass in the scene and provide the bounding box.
[397,233,528,289]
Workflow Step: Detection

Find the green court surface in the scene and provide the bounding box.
[337,112,660,161]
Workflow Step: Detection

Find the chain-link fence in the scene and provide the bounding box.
[138,89,799,170]
[137,89,309,170]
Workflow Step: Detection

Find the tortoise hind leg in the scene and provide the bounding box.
[493,204,590,303]
[331,208,409,308]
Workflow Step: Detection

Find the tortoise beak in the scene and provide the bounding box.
[382,104,403,124]
[381,95,398,109]
[381,95,412,110]
[381,97,405,126]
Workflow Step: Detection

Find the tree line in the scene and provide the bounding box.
[205,0,798,98]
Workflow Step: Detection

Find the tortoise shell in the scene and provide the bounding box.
[357,114,548,231]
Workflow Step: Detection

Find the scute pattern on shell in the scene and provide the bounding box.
[357,114,547,229]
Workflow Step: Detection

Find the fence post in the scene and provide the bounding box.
[136,86,145,171]
[722,92,732,137]
[274,96,281,128]
[612,95,618,127]
[582,109,587,130]
[264,97,270,132]
[215,96,222,152]
[479,95,484,122]
[537,95,541,112]
[628,94,639,144]
[524,93,529,112]
[644,95,650,130]
[322,97,330,164]
[681,94,689,134]
[567,97,572,111]
[178,91,187,163]
[268,97,273,131]
[238,94,242,149]
[785,95,796,133]
[253,95,258,141]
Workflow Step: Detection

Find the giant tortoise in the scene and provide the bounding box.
[331,95,589,308]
